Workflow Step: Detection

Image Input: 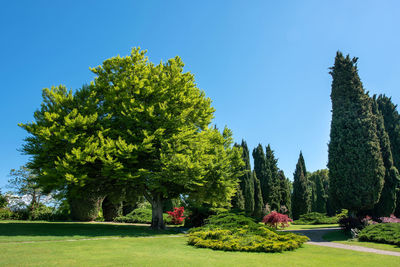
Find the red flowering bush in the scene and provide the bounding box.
[167,207,185,225]
[262,211,293,229]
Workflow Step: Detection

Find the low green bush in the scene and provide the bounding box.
[188,212,309,252]
[0,208,13,220]
[30,204,54,221]
[358,223,400,246]
[114,208,172,224]
[293,212,338,225]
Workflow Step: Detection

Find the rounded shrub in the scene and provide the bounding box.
[187,212,309,252]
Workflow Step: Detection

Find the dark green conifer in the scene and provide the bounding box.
[265,145,280,211]
[278,170,291,215]
[253,171,265,219]
[291,152,311,219]
[376,95,400,216]
[235,141,254,215]
[309,170,328,213]
[253,144,270,207]
[328,52,385,216]
[231,184,245,211]
[371,96,400,216]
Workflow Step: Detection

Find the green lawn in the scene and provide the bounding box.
[0,220,182,242]
[323,229,400,253]
[285,223,339,230]
[0,221,399,267]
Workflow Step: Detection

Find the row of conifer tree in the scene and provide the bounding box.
[232,106,400,221]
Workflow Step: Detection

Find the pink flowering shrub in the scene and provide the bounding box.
[262,211,293,229]
[380,214,400,223]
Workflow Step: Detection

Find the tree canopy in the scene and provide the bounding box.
[328,52,385,215]
[20,48,243,229]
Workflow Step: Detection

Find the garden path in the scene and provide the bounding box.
[288,228,400,257]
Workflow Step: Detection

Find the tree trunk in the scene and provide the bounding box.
[151,194,165,230]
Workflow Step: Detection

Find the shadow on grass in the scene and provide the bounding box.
[0,221,183,241]
[322,229,351,242]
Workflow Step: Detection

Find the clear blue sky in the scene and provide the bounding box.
[1,0,399,189]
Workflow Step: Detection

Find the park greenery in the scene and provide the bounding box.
[1,49,400,262]
[187,212,309,252]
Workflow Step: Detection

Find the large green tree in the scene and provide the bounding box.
[291,152,311,219]
[21,48,243,229]
[328,52,385,216]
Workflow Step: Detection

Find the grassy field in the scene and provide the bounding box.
[0,221,399,267]
[323,230,400,253]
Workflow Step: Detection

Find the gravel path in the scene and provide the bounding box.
[287,228,400,257]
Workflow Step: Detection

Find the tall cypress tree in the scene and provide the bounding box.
[265,145,280,211]
[291,152,311,219]
[309,170,328,214]
[231,184,245,211]
[328,52,385,216]
[371,96,400,216]
[376,95,400,216]
[253,144,271,207]
[278,170,291,215]
[253,171,265,219]
[234,141,254,215]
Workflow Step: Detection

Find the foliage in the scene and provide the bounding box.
[19,48,244,230]
[277,170,291,216]
[238,141,254,215]
[358,223,400,246]
[328,52,385,215]
[376,95,400,217]
[30,203,54,221]
[183,206,227,228]
[187,226,308,252]
[309,170,329,214]
[252,171,264,219]
[114,207,172,224]
[231,184,245,211]
[291,152,311,220]
[264,145,280,211]
[0,208,13,220]
[369,96,400,217]
[0,191,7,209]
[294,212,338,225]
[338,216,363,232]
[252,144,270,208]
[262,211,292,229]
[167,207,185,225]
[187,212,308,252]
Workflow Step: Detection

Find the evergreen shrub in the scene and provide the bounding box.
[294,212,338,225]
[187,212,308,252]
[358,223,400,246]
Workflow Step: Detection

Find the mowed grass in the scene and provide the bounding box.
[0,220,182,242]
[0,221,399,267]
[323,230,400,253]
